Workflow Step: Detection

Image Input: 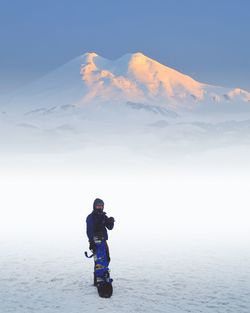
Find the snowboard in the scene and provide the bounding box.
[86,235,113,298]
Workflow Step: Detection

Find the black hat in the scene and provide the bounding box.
[93,198,104,210]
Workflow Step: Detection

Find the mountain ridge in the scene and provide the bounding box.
[3,52,250,115]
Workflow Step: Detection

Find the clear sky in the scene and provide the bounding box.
[0,0,249,93]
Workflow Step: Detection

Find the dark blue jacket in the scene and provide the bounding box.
[86,211,114,241]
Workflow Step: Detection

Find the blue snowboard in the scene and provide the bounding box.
[86,235,113,298]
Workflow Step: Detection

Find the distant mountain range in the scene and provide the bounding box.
[2,51,250,157]
[3,52,250,119]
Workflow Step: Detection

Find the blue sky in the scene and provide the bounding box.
[0,0,249,93]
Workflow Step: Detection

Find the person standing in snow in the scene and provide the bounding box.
[86,198,114,264]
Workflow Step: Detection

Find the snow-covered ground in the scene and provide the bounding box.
[0,160,250,312]
[1,242,250,313]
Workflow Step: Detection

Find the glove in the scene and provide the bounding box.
[108,217,115,223]
[89,240,96,252]
[104,216,114,229]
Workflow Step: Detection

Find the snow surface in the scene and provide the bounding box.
[1,242,250,313]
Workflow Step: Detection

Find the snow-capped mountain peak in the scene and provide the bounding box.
[78,52,206,106]
[226,88,250,101]
[4,51,250,117]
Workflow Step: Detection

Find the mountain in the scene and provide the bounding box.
[79,52,206,106]
[4,52,250,118]
[2,52,250,155]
